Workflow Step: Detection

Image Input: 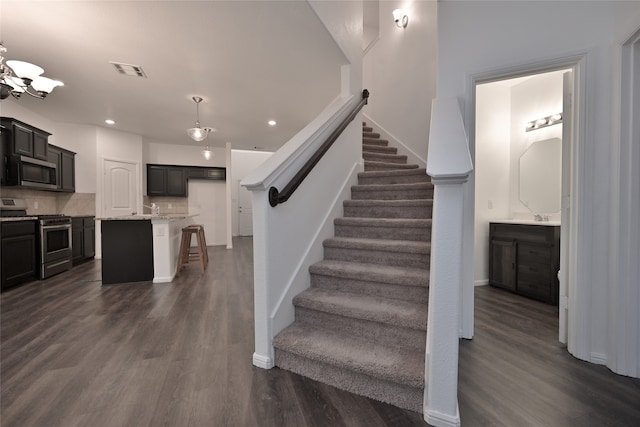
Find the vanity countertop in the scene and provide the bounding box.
[491,219,561,226]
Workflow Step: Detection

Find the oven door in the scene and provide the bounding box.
[40,223,72,278]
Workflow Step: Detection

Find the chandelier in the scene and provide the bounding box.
[187,96,215,142]
[0,43,64,100]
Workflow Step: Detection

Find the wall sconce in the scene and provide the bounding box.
[392,9,408,28]
[525,112,563,132]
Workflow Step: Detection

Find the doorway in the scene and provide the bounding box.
[474,67,573,344]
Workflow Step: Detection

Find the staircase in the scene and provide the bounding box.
[272,123,432,412]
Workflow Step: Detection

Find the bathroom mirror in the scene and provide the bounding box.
[519,137,562,213]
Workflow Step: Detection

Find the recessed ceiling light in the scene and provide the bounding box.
[268,120,276,126]
[105,119,115,125]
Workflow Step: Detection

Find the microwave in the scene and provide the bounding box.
[6,155,58,190]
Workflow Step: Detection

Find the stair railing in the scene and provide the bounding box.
[268,89,369,207]
[424,97,473,427]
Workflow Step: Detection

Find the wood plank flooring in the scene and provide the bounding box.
[1,237,639,426]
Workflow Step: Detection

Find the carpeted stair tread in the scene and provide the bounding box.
[273,322,425,388]
[363,131,381,139]
[363,137,389,146]
[335,216,431,229]
[324,236,430,253]
[294,287,427,331]
[344,199,433,208]
[310,259,428,288]
[364,160,419,170]
[363,144,398,154]
[363,152,408,164]
[362,126,373,132]
[352,182,434,193]
[358,168,431,185]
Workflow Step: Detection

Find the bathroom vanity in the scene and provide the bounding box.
[489,220,560,305]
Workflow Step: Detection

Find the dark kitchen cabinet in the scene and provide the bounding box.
[48,144,76,192]
[489,222,560,305]
[1,220,37,291]
[72,217,95,265]
[147,164,226,197]
[0,117,50,161]
[146,165,187,197]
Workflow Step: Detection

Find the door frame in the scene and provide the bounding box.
[465,54,587,351]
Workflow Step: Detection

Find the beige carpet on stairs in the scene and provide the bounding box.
[272,122,432,413]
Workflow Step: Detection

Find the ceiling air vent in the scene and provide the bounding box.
[110,61,147,78]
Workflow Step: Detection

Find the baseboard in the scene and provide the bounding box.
[253,352,274,369]
[424,405,461,427]
[153,275,174,284]
[474,279,489,287]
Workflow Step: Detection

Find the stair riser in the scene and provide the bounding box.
[324,246,430,269]
[275,350,423,413]
[363,153,407,164]
[295,306,426,351]
[335,223,431,242]
[311,273,428,303]
[364,163,419,171]
[358,174,430,186]
[343,204,433,219]
[362,138,389,146]
[363,145,398,154]
[351,188,434,201]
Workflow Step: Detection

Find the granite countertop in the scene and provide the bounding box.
[491,219,561,226]
[96,214,196,221]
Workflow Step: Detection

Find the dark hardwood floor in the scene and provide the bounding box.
[1,237,639,426]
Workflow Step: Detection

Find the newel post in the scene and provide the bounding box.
[424,97,473,427]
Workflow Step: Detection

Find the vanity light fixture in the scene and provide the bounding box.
[187,96,216,142]
[0,42,64,100]
[392,9,409,28]
[525,112,563,132]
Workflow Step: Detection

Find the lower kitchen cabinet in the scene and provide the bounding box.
[1,220,37,291]
[72,216,95,265]
[489,222,560,305]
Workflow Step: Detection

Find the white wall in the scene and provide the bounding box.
[437,0,640,376]
[474,82,511,286]
[363,0,437,165]
[230,149,273,235]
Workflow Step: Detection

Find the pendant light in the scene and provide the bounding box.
[187,96,215,142]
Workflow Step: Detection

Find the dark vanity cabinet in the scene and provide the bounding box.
[0,118,50,161]
[1,220,38,291]
[147,164,226,197]
[489,222,560,305]
[72,217,95,265]
[48,144,76,192]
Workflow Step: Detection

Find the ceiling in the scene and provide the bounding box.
[0,0,346,152]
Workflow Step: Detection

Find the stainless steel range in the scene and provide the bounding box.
[0,198,72,279]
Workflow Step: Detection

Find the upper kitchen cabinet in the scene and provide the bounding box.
[0,117,50,161]
[147,164,187,197]
[47,144,76,192]
[147,164,226,197]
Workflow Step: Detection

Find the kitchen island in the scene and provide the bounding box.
[98,214,197,285]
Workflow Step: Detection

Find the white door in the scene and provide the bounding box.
[188,180,227,246]
[104,160,138,217]
[237,180,253,236]
[559,70,574,344]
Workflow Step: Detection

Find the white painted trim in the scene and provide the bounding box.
[591,353,608,365]
[252,352,274,369]
[363,113,427,168]
[424,406,461,427]
[225,142,233,249]
[474,279,489,287]
[467,52,590,361]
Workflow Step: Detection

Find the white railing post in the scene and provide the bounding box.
[424,97,473,427]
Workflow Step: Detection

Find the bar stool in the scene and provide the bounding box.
[177,224,208,273]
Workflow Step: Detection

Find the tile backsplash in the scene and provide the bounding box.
[144,196,188,215]
[0,188,96,216]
